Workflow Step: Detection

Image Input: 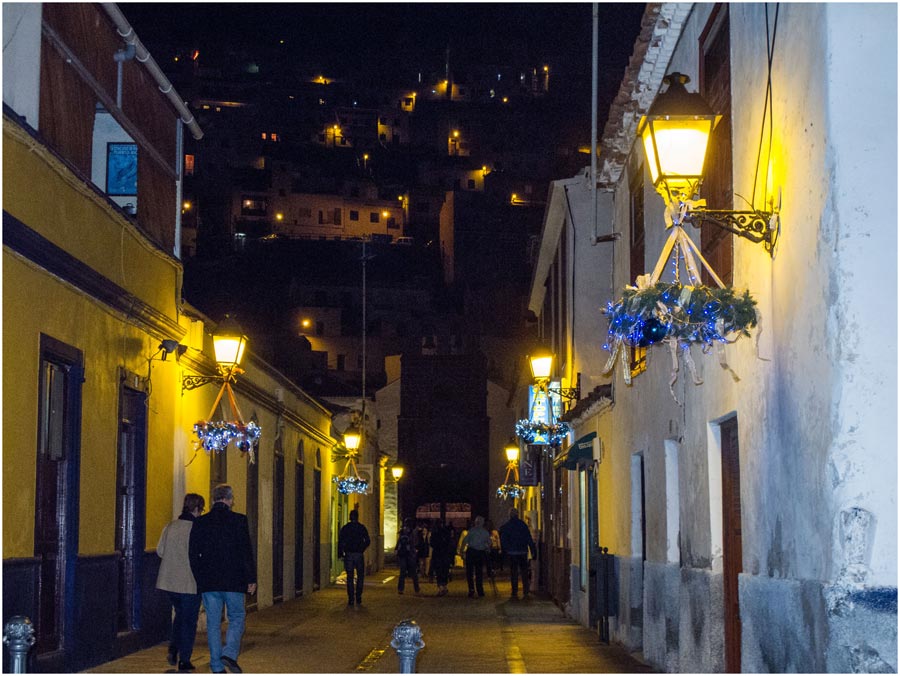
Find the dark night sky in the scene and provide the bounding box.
[121,3,646,134]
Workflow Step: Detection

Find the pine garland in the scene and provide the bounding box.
[605,282,758,348]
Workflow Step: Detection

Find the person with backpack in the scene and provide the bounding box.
[395,517,420,594]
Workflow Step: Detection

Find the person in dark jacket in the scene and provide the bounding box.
[395,517,420,594]
[498,507,536,598]
[189,484,256,674]
[428,520,453,596]
[338,509,371,606]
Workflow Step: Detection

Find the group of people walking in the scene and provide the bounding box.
[156,491,536,674]
[156,485,256,674]
[385,508,536,600]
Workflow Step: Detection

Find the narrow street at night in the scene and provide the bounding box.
[86,565,652,674]
[3,2,896,673]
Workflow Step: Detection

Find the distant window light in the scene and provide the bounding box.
[184,154,195,176]
[202,104,211,110]
[271,133,279,142]
[261,132,267,140]
[215,107,221,112]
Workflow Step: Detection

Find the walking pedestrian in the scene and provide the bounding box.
[461,516,491,598]
[156,493,205,672]
[415,522,430,577]
[499,508,536,599]
[428,520,453,596]
[396,517,420,594]
[338,509,371,606]
[189,484,257,674]
[485,519,501,577]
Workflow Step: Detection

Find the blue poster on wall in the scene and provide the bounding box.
[106,142,138,196]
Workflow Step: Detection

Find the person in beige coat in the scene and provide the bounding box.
[157,493,204,672]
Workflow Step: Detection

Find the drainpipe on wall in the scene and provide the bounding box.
[100,3,203,141]
[174,120,184,260]
[113,43,135,109]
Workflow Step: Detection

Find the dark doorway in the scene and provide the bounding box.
[115,378,148,633]
[720,416,743,672]
[273,447,284,603]
[294,453,305,596]
[34,336,82,659]
[313,467,322,590]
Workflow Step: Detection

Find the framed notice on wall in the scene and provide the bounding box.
[106,142,138,196]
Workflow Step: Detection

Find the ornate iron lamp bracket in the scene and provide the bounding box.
[547,386,580,401]
[182,373,224,393]
[684,208,779,256]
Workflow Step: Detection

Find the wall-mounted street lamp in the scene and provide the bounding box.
[390,465,404,482]
[637,72,779,254]
[183,315,248,392]
[528,348,580,401]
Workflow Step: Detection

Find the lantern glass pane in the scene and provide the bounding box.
[344,429,361,451]
[505,446,520,462]
[650,117,712,180]
[641,124,660,184]
[530,355,552,380]
[214,336,245,366]
[391,466,404,480]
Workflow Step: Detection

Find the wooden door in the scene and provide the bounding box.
[312,469,322,590]
[720,417,742,672]
[272,451,284,603]
[294,458,305,596]
[115,384,147,633]
[34,338,82,657]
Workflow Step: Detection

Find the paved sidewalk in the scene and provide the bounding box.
[87,566,655,673]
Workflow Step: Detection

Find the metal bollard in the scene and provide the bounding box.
[3,616,35,673]
[390,619,424,673]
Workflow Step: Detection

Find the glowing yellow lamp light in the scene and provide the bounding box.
[391,465,404,481]
[275,212,284,221]
[213,315,248,370]
[529,350,553,381]
[505,443,520,463]
[636,72,720,203]
[343,427,361,452]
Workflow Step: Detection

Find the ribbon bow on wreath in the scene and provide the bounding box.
[191,371,260,464]
[603,200,760,402]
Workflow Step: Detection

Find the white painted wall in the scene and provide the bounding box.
[822,2,897,589]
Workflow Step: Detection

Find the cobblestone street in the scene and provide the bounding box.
[86,566,654,673]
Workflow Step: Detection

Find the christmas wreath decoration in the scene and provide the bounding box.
[515,419,570,445]
[496,483,525,500]
[604,282,757,348]
[603,216,760,398]
[332,474,369,495]
[193,421,261,453]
